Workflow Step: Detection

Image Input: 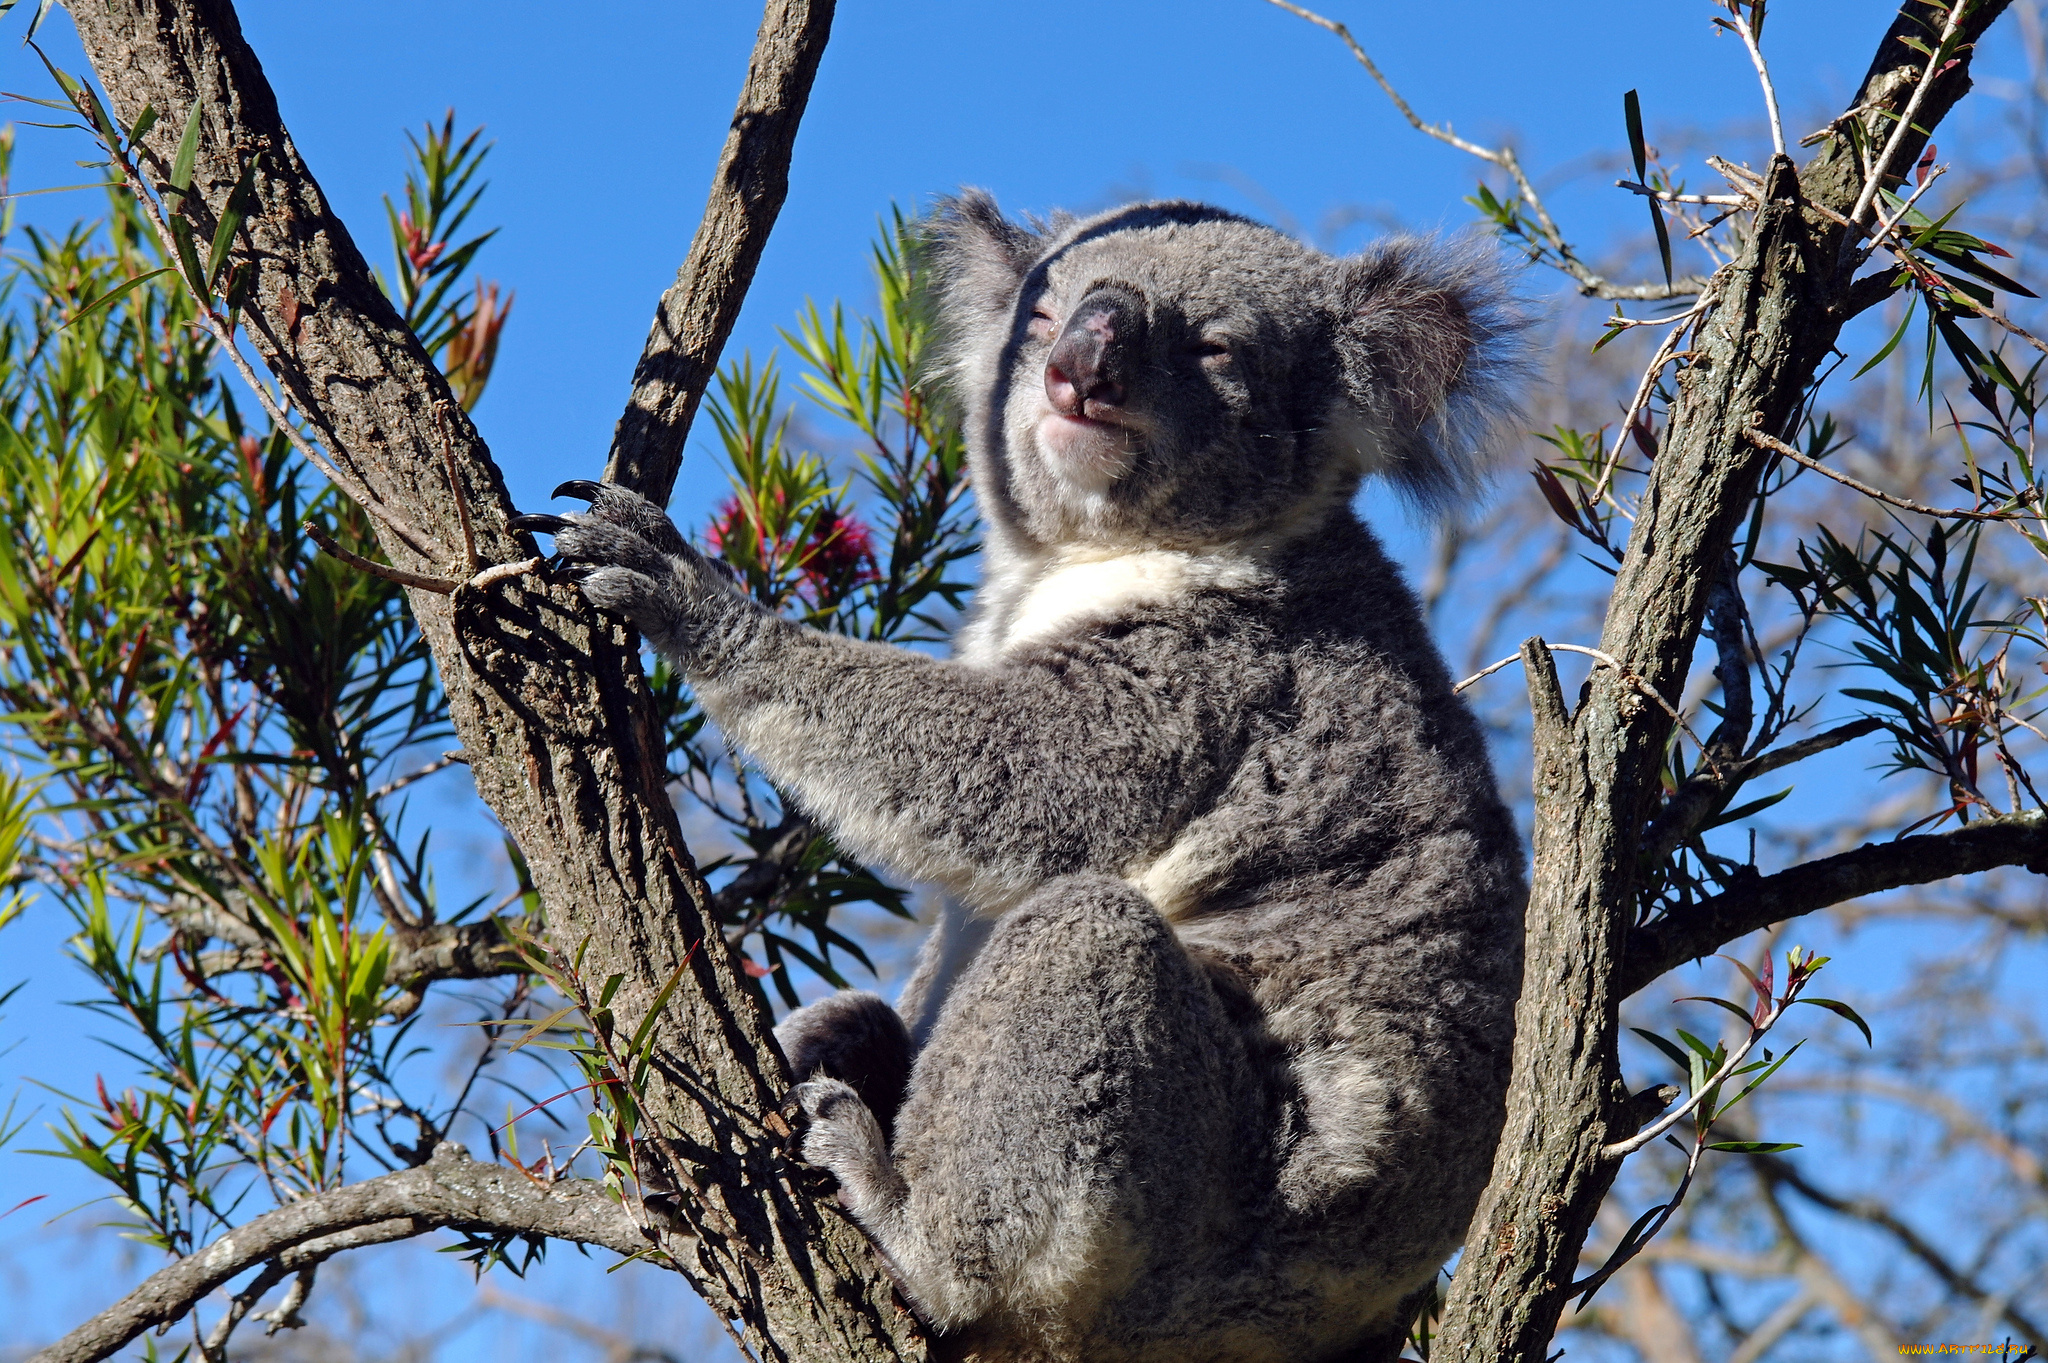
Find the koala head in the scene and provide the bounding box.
[917,192,1532,554]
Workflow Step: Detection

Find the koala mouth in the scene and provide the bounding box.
[1037,408,1137,486]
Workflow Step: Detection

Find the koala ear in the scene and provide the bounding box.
[1331,237,1535,515]
[917,189,1047,320]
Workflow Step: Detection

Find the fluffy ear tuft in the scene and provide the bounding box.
[1332,236,1537,516]
[912,191,1047,383]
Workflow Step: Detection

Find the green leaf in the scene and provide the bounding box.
[1705,1141,1802,1153]
[1796,996,1874,1046]
[1700,787,1793,833]
[168,100,202,199]
[58,267,171,332]
[127,102,158,147]
[1716,1038,1804,1119]
[1853,294,1918,378]
[1678,995,1757,1026]
[24,0,59,43]
[625,948,697,1060]
[205,160,257,287]
[168,213,207,296]
[1623,89,1648,183]
[1631,1027,1692,1077]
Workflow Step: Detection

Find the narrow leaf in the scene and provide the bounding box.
[1796,997,1874,1046]
[1623,89,1648,182]
[1631,1027,1693,1076]
[58,267,171,331]
[168,100,202,197]
[205,160,256,286]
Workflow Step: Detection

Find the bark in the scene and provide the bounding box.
[63,2,922,1360]
[1433,5,2015,1360]
[26,1144,648,1363]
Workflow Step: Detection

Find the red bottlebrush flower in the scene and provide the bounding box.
[800,506,878,590]
[398,212,445,274]
[704,497,747,561]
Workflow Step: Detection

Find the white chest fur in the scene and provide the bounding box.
[955,547,1267,666]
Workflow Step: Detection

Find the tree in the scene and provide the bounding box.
[4,0,2046,1360]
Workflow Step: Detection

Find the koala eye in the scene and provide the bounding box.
[1186,337,1232,362]
[1026,308,1059,343]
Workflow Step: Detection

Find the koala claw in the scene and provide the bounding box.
[793,1078,905,1218]
[551,478,605,502]
[507,512,572,536]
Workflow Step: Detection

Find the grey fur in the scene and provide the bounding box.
[528,194,1530,1363]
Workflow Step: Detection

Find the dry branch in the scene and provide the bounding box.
[26,1145,648,1363]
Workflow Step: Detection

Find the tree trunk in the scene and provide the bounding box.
[1434,5,2013,1360]
[64,1,924,1358]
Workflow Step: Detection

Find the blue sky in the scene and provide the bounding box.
[0,1,2035,1358]
[0,0,1911,519]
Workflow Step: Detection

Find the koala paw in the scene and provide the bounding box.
[776,992,914,1140]
[794,1078,907,1220]
[509,480,748,666]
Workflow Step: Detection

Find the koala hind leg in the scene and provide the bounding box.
[801,874,1272,1344]
[776,990,913,1140]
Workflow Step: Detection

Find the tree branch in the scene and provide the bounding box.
[1621,809,2048,996]
[600,0,835,505]
[26,1145,649,1363]
[63,1,920,1357]
[1435,5,2014,1359]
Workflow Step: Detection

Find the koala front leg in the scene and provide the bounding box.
[513,483,1242,903]
[510,480,768,668]
[775,990,914,1140]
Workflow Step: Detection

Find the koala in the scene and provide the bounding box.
[511,194,1530,1363]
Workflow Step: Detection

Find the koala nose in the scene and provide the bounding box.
[1045,286,1145,419]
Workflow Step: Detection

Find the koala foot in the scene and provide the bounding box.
[794,1078,907,1223]
[508,481,750,665]
[776,991,914,1140]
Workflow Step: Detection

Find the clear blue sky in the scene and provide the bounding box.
[0,1,2029,1358]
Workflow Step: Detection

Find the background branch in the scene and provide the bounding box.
[1621,809,2048,996]
[27,1145,647,1363]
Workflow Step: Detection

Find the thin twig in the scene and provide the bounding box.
[1847,0,1968,231]
[1262,0,1708,300]
[1603,972,1802,1160]
[1747,429,2029,521]
[1595,288,1717,508]
[371,754,461,801]
[1455,642,1725,777]
[1720,7,1787,158]
[465,557,542,591]
[303,522,461,594]
[1617,181,1750,207]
